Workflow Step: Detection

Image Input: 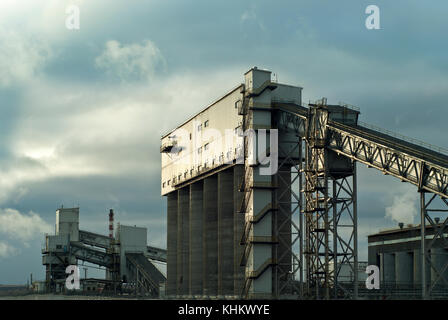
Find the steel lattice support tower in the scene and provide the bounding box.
[329,165,358,299]
[303,100,359,299]
[419,189,448,298]
[274,118,304,297]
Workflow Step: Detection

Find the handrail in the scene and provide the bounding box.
[357,121,448,156]
[338,102,361,112]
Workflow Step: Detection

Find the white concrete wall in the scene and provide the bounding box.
[46,234,70,252]
[161,87,243,196]
[117,224,147,280]
[161,68,302,196]
[56,207,79,241]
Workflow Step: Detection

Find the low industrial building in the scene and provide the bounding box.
[368,223,448,296]
[41,207,166,297]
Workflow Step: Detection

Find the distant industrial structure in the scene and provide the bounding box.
[368,223,448,298]
[41,207,166,297]
[161,67,448,299]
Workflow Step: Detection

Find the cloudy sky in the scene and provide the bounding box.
[0,0,447,284]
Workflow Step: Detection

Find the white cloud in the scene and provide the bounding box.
[385,185,418,224]
[0,208,52,243]
[95,40,166,81]
[0,241,19,258]
[0,67,240,205]
[0,27,52,87]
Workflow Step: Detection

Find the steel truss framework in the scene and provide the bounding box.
[303,103,358,299]
[274,135,303,297]
[326,112,448,299]
[330,174,358,299]
[327,123,448,199]
[237,89,448,299]
[126,255,161,297]
[420,191,448,298]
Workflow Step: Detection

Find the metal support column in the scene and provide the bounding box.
[419,188,448,298]
[304,100,358,299]
[420,191,427,299]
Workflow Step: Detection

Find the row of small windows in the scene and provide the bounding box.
[197,143,209,154]
[172,121,242,148]
[186,120,210,140]
[162,146,242,189]
[197,120,209,132]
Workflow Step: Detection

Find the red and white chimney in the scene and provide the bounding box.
[109,209,114,238]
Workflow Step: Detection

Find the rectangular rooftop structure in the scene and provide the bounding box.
[56,207,79,241]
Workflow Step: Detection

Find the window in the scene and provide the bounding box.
[163,182,165,188]
[197,124,202,132]
[204,120,209,128]
[189,133,192,140]
[204,143,209,151]
[198,147,202,154]
[167,180,170,186]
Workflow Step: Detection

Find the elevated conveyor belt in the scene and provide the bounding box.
[79,230,112,249]
[79,229,167,263]
[126,253,166,296]
[70,242,113,268]
[327,121,448,198]
[147,245,167,263]
[274,103,448,199]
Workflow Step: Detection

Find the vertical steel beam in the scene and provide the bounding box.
[420,191,427,299]
[276,165,288,296]
[275,131,303,298]
[323,149,330,300]
[353,162,358,300]
[304,104,331,299]
[419,191,448,297]
[332,178,338,299]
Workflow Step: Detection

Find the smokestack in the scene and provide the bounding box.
[109,209,114,238]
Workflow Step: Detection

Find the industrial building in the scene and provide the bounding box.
[41,207,166,297]
[161,67,448,300]
[161,67,305,299]
[368,223,448,298]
